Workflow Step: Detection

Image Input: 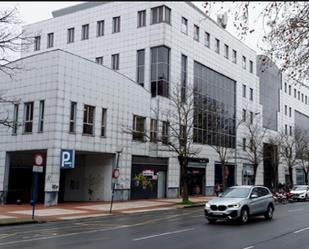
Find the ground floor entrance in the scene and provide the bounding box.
[130,156,168,200]
[6,150,47,204]
[215,164,235,190]
[187,167,205,196]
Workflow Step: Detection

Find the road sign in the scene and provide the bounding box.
[33,165,44,173]
[61,149,75,169]
[112,168,120,179]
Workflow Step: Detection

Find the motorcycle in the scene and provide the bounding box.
[273,191,288,204]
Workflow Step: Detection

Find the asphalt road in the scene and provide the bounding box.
[1,201,309,249]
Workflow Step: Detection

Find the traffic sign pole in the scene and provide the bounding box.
[31,172,39,220]
[110,151,121,214]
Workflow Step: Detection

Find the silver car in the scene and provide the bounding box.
[204,185,274,224]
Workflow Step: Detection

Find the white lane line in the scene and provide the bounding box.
[288,208,304,212]
[242,246,254,249]
[132,228,195,241]
[294,226,309,234]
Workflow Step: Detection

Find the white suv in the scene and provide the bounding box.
[289,185,309,201]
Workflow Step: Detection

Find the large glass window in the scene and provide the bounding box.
[193,61,236,148]
[133,115,145,142]
[24,102,34,133]
[69,102,77,133]
[112,16,121,33]
[137,49,145,87]
[67,28,75,43]
[83,105,95,135]
[151,5,171,24]
[47,33,54,48]
[181,54,187,102]
[151,46,170,98]
[34,36,41,51]
[38,100,45,132]
[97,20,104,36]
[137,10,146,27]
[181,17,188,34]
[81,24,89,40]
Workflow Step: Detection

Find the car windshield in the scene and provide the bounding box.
[220,187,250,198]
[292,186,307,191]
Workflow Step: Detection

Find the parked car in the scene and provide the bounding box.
[289,185,309,202]
[204,185,274,224]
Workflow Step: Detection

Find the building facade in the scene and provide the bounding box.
[0,2,308,205]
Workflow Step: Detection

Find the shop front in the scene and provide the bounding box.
[130,156,168,200]
[242,164,254,185]
[187,158,208,196]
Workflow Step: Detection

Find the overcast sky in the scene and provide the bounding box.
[1,1,262,58]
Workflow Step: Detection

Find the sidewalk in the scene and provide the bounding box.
[0,196,213,225]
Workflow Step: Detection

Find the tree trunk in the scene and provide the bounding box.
[288,166,294,187]
[178,156,189,203]
[304,169,308,185]
[221,164,227,190]
[252,164,258,185]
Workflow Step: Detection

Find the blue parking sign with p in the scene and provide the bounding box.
[61,149,75,169]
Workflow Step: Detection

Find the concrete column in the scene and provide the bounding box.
[44,148,61,206]
[0,151,9,204]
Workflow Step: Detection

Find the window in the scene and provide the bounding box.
[242,56,246,69]
[181,54,187,102]
[193,25,199,41]
[137,10,146,27]
[151,45,170,98]
[294,88,297,98]
[101,108,107,137]
[285,124,288,135]
[249,88,253,101]
[83,105,95,135]
[95,56,103,65]
[137,49,145,86]
[242,138,246,151]
[284,105,287,115]
[112,16,120,33]
[181,17,188,34]
[81,24,89,40]
[242,84,246,98]
[204,32,210,47]
[150,119,158,142]
[232,49,237,63]
[306,95,308,104]
[224,44,229,59]
[111,53,119,70]
[215,38,220,54]
[298,91,300,100]
[34,36,41,51]
[47,33,54,48]
[290,126,293,136]
[67,28,75,43]
[289,107,292,117]
[284,83,287,93]
[242,109,247,122]
[133,115,145,141]
[151,5,171,24]
[38,100,45,132]
[288,85,291,95]
[69,102,77,133]
[97,20,104,36]
[162,121,169,144]
[12,104,19,135]
[250,111,253,124]
[24,102,34,133]
[301,93,304,102]
[249,60,253,73]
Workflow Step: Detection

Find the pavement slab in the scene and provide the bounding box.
[9,208,87,216]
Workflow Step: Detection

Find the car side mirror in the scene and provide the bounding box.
[250,194,258,199]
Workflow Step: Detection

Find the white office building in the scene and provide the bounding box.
[0,2,308,206]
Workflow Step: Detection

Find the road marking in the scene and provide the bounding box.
[294,226,309,234]
[242,246,254,249]
[132,228,194,241]
[288,208,304,212]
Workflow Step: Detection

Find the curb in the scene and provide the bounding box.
[182,203,205,208]
[0,219,44,227]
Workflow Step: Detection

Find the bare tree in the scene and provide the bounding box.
[241,115,268,185]
[0,95,19,128]
[296,129,309,185]
[203,2,309,84]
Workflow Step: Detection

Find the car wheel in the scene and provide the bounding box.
[239,208,249,224]
[264,205,274,220]
[207,218,217,224]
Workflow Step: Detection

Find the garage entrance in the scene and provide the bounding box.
[7,150,46,204]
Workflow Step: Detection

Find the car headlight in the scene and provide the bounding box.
[299,193,305,198]
[228,203,241,208]
[205,202,210,208]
